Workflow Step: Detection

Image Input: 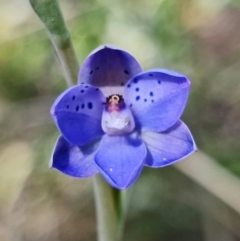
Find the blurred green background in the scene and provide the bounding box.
[0,0,240,240]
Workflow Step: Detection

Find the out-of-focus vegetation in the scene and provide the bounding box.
[0,0,240,240]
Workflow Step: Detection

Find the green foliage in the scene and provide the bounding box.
[29,0,70,44]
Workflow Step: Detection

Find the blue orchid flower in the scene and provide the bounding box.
[50,45,196,189]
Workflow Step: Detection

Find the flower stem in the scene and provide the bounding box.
[29,0,79,86]
[29,1,126,239]
[93,175,126,241]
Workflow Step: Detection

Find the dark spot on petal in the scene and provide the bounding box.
[66,105,69,109]
[151,100,154,103]
[85,85,89,88]
[76,105,79,111]
[95,88,99,91]
[81,104,85,109]
[136,96,140,101]
[149,73,153,77]
[121,82,124,86]
[96,67,99,70]
[133,78,138,83]
[124,70,129,75]
[158,80,161,84]
[72,95,75,100]
[144,99,147,102]
[127,84,131,88]
[81,90,84,93]
[135,88,139,92]
[88,102,93,109]
[150,91,154,96]
[129,104,133,107]
[102,102,106,105]
[90,70,93,75]
[81,82,84,84]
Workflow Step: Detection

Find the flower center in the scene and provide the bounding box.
[101,94,135,135]
[106,94,124,112]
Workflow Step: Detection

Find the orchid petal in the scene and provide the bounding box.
[50,136,99,177]
[95,132,147,189]
[124,69,190,132]
[141,121,196,167]
[51,84,105,146]
[78,45,142,96]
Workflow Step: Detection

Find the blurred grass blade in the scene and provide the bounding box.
[175,151,240,215]
[29,0,79,86]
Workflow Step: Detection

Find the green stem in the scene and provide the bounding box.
[50,35,78,86]
[29,1,127,240]
[93,175,125,241]
[29,0,79,86]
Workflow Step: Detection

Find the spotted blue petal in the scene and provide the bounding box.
[124,69,190,132]
[95,132,147,189]
[78,45,142,96]
[50,136,99,177]
[141,121,197,167]
[51,84,105,146]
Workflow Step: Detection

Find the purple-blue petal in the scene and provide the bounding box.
[94,133,147,189]
[51,84,105,146]
[124,69,190,132]
[78,45,142,96]
[50,136,99,177]
[141,121,197,167]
